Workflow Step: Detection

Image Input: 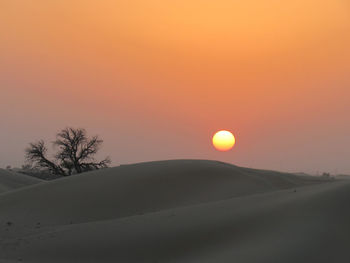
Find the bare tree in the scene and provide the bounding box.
[25,128,110,176]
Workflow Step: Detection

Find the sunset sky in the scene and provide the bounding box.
[1,0,350,174]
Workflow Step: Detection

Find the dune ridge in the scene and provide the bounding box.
[0,169,42,193]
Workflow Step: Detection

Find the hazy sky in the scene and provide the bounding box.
[1,0,350,174]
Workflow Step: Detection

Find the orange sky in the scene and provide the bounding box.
[1,0,350,174]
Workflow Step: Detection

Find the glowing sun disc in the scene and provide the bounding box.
[212,130,236,151]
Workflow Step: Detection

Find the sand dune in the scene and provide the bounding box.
[0,160,343,263]
[2,181,348,263]
[0,169,42,193]
[0,160,327,230]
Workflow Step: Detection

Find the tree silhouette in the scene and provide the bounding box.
[25,128,110,176]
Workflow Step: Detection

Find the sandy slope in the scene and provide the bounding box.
[0,160,326,231]
[0,160,342,262]
[2,181,348,263]
[0,169,42,193]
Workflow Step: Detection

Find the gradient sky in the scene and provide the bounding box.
[1,0,350,174]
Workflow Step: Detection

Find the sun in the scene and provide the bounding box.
[212,130,236,151]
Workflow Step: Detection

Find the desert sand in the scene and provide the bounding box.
[0,160,348,262]
[0,169,42,194]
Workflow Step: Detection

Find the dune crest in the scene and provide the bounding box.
[0,169,42,193]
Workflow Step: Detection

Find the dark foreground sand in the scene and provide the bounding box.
[0,160,347,262]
